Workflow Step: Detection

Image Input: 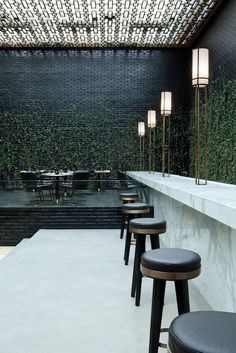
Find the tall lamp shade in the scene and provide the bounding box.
[161,91,172,116]
[138,121,145,171]
[161,91,172,177]
[192,48,209,87]
[147,110,156,173]
[138,121,145,136]
[147,110,156,128]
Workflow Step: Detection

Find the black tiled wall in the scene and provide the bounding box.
[0,207,122,245]
[0,206,154,245]
[0,48,190,115]
[193,0,236,79]
[0,48,191,175]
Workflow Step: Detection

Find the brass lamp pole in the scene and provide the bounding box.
[192,48,209,185]
[147,110,156,173]
[161,91,172,177]
[138,121,145,171]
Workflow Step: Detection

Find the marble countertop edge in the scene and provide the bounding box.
[127,171,236,229]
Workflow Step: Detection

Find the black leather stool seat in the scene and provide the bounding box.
[142,248,201,273]
[129,218,166,234]
[169,311,236,353]
[123,202,149,213]
[119,192,139,201]
[141,248,201,281]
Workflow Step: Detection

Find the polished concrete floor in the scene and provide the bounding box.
[0,229,211,353]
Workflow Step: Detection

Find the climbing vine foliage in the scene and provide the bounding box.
[0,99,190,179]
[1,76,235,185]
[0,102,140,177]
[189,76,236,184]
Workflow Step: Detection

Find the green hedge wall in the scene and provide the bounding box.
[1,77,235,184]
[189,76,236,184]
[0,102,140,178]
[0,100,190,179]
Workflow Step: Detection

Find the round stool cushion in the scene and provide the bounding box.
[123,202,149,212]
[129,218,166,232]
[119,192,139,200]
[141,248,201,273]
[168,311,236,353]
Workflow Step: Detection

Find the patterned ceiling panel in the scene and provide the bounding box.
[0,0,221,48]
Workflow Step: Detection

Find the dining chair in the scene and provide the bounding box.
[62,170,90,196]
[20,171,53,201]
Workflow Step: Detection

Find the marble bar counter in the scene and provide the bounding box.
[127,171,236,229]
[127,171,236,311]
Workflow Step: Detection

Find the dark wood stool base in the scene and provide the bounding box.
[131,234,160,306]
[141,248,201,353]
[122,204,150,265]
[129,217,166,306]
[149,279,190,353]
[120,212,127,240]
[119,192,139,239]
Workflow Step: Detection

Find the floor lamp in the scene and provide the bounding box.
[147,110,156,173]
[138,121,145,171]
[161,91,172,177]
[192,48,209,185]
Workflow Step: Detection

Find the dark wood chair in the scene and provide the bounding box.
[62,170,90,196]
[20,171,53,201]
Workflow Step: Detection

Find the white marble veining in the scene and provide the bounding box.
[140,187,236,312]
[127,171,236,229]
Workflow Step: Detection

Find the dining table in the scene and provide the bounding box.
[42,171,73,203]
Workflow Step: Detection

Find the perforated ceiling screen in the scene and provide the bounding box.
[0,0,221,48]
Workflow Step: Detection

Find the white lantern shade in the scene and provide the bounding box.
[192,48,209,87]
[138,121,145,136]
[161,91,172,116]
[147,110,156,128]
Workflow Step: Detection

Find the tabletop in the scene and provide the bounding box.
[42,172,73,177]
[94,170,110,173]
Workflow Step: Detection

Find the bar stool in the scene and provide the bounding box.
[168,311,236,353]
[141,248,201,353]
[122,202,150,265]
[119,192,139,239]
[129,218,166,306]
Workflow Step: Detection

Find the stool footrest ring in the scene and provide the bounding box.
[159,328,169,348]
